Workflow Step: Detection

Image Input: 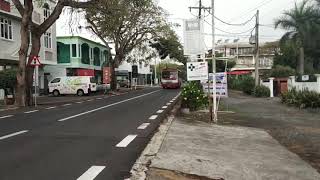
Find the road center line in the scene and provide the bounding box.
[149,115,158,120]
[62,104,72,107]
[77,166,106,180]
[24,110,39,114]
[96,98,103,100]
[116,135,137,147]
[87,99,94,102]
[137,123,150,130]
[156,110,164,114]
[162,106,168,109]
[0,115,14,119]
[76,101,84,104]
[0,130,29,140]
[58,90,160,122]
[45,106,57,110]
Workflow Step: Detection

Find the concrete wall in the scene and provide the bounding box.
[288,75,320,93]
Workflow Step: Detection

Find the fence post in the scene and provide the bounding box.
[269,77,274,98]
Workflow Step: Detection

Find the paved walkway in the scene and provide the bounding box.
[147,117,320,180]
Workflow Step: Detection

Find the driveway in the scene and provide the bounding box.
[220,91,320,172]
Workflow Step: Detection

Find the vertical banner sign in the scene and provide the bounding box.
[183,19,205,56]
[187,62,208,81]
[103,67,111,84]
[202,73,228,97]
[132,65,138,78]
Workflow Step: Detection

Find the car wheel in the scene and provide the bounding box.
[77,89,84,96]
[53,90,60,97]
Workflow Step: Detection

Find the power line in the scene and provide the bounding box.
[203,19,256,35]
[208,12,256,26]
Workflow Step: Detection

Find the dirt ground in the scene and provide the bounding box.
[217,90,320,173]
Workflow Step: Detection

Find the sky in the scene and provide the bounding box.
[57,0,303,51]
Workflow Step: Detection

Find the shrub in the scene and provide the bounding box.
[253,85,270,97]
[181,81,208,111]
[281,88,320,108]
[0,69,17,90]
[271,65,295,78]
[228,75,255,95]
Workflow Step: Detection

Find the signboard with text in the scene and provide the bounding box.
[187,62,208,81]
[202,73,228,97]
[183,19,205,55]
[103,67,111,84]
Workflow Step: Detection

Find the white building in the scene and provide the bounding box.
[116,61,152,86]
[0,0,57,93]
[216,42,276,74]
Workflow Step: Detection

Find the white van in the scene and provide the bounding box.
[48,76,97,96]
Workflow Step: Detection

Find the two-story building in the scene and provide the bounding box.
[216,42,276,74]
[44,36,111,84]
[0,0,57,93]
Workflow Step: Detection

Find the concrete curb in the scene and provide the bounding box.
[128,96,181,180]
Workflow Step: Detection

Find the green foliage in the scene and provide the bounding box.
[271,65,296,78]
[228,75,255,95]
[281,88,320,108]
[0,69,17,90]
[181,81,208,111]
[150,29,187,65]
[253,85,270,97]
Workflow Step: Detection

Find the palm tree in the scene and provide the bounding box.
[275,0,319,75]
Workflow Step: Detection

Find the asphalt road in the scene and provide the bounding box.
[0,87,180,180]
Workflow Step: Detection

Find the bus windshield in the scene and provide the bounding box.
[162,71,178,79]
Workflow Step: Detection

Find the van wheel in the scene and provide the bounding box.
[77,89,84,96]
[53,90,60,97]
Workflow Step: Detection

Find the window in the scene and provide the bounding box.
[43,3,50,21]
[44,32,52,48]
[51,78,61,83]
[72,44,77,57]
[0,17,13,40]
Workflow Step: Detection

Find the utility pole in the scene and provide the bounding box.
[211,0,217,123]
[254,10,260,86]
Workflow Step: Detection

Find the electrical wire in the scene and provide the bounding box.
[204,19,256,35]
[207,11,256,26]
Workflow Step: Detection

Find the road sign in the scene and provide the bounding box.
[187,62,208,81]
[30,56,41,66]
[202,73,228,97]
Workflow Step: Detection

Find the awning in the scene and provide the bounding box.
[227,71,251,75]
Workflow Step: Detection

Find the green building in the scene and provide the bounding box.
[55,36,111,83]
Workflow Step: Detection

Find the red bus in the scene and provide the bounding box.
[161,68,181,89]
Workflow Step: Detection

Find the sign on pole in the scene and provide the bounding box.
[187,62,208,81]
[30,56,41,107]
[183,19,205,56]
[202,73,228,97]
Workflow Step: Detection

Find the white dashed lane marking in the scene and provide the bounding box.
[24,110,39,114]
[45,106,57,110]
[149,115,158,120]
[137,123,150,130]
[57,90,160,122]
[87,99,94,102]
[162,106,168,109]
[62,104,72,107]
[156,110,164,114]
[170,100,174,103]
[96,98,103,100]
[76,101,84,104]
[0,130,29,140]
[0,115,13,119]
[77,166,106,180]
[166,103,171,106]
[116,135,137,147]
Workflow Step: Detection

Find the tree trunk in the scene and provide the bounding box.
[14,17,30,106]
[110,61,117,91]
[25,33,41,106]
[298,47,305,75]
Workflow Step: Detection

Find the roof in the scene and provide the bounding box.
[57,36,111,49]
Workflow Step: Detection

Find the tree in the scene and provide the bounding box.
[11,0,96,106]
[150,28,188,65]
[86,0,167,90]
[275,0,319,75]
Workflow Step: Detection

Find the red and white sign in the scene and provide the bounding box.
[103,67,112,84]
[29,56,41,66]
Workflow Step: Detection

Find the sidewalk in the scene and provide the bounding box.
[146,115,320,180]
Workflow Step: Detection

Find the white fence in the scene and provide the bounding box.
[288,74,320,93]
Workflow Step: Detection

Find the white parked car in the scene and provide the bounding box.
[48,76,97,96]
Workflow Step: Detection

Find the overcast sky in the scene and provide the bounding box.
[57,0,303,49]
